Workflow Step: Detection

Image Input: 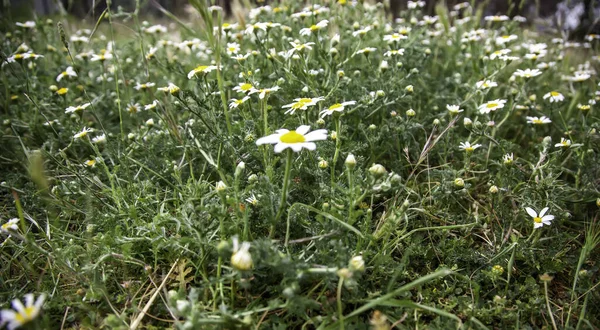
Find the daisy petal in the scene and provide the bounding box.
[256,134,281,145]
[290,143,304,152]
[525,207,537,218]
[295,125,311,135]
[273,142,288,153]
[303,129,328,141]
[301,142,316,151]
[534,222,543,228]
[541,215,554,221]
[539,207,549,217]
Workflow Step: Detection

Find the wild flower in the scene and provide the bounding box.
[74,127,94,139]
[229,96,250,109]
[446,104,463,115]
[233,82,257,94]
[513,68,542,78]
[526,116,552,125]
[256,125,327,153]
[65,103,91,114]
[543,91,564,103]
[134,82,155,90]
[1,218,19,233]
[231,237,253,271]
[248,86,281,99]
[187,65,219,79]
[56,67,77,82]
[300,20,328,36]
[283,97,325,115]
[479,99,506,114]
[525,207,554,228]
[476,80,497,89]
[157,83,180,95]
[459,142,481,152]
[1,294,46,330]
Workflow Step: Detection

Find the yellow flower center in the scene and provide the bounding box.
[240,83,253,91]
[329,103,343,110]
[228,47,236,52]
[533,217,542,223]
[486,103,498,109]
[194,65,209,73]
[15,54,24,59]
[465,147,474,152]
[57,88,68,95]
[280,131,306,143]
[223,23,230,28]
[310,25,318,31]
[86,159,96,166]
[62,71,67,76]
[2,223,10,230]
[15,306,36,323]
[502,35,510,39]
[550,91,560,97]
[399,29,409,35]
[533,119,543,124]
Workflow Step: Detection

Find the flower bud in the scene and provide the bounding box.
[216,180,227,192]
[345,154,357,169]
[235,161,245,178]
[231,240,253,271]
[349,256,365,272]
[406,109,416,117]
[376,90,385,97]
[491,265,504,275]
[248,174,258,183]
[318,159,328,169]
[463,117,472,126]
[330,131,337,140]
[405,85,414,93]
[454,178,465,187]
[369,164,387,177]
[489,185,498,194]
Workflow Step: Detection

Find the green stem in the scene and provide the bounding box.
[271,150,293,238]
[330,116,342,188]
[337,276,345,330]
[544,281,558,330]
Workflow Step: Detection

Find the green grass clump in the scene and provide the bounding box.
[1,0,599,329]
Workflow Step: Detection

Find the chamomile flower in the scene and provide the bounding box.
[134,82,155,90]
[144,100,159,111]
[446,104,463,115]
[256,125,327,153]
[495,35,518,45]
[248,86,280,99]
[0,293,46,330]
[383,33,408,43]
[319,101,357,118]
[543,91,564,103]
[56,66,77,82]
[513,68,542,78]
[1,218,19,233]
[229,96,250,109]
[282,97,325,115]
[226,42,240,55]
[356,47,377,55]
[157,83,180,95]
[65,102,91,114]
[90,53,113,62]
[476,80,497,89]
[143,24,167,34]
[233,82,256,94]
[187,65,219,79]
[92,134,106,144]
[287,41,315,57]
[526,116,552,125]
[16,21,36,29]
[503,153,514,165]
[245,194,259,206]
[398,26,412,35]
[459,141,482,152]
[352,26,372,38]
[74,127,94,139]
[384,49,405,57]
[4,52,44,64]
[485,15,509,22]
[479,99,506,114]
[525,207,554,228]
[300,20,328,36]
[555,138,572,148]
[231,53,251,61]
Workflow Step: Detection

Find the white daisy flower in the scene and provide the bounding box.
[526,116,552,124]
[226,42,240,55]
[90,53,113,62]
[543,91,564,103]
[16,21,36,28]
[248,86,280,99]
[319,101,357,118]
[300,20,328,36]
[56,66,77,82]
[525,207,554,228]
[65,102,91,114]
[92,134,106,144]
[476,80,497,89]
[357,47,377,55]
[0,293,46,330]
[233,82,256,94]
[283,97,325,115]
[383,33,408,43]
[513,68,542,78]
[157,83,180,95]
[134,82,155,90]
[229,96,250,109]
[484,15,509,22]
[74,127,94,139]
[446,104,463,115]
[144,100,159,111]
[1,218,19,233]
[256,125,327,153]
[187,65,219,79]
[384,49,405,57]
[479,99,506,114]
[459,141,482,152]
[352,26,372,38]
